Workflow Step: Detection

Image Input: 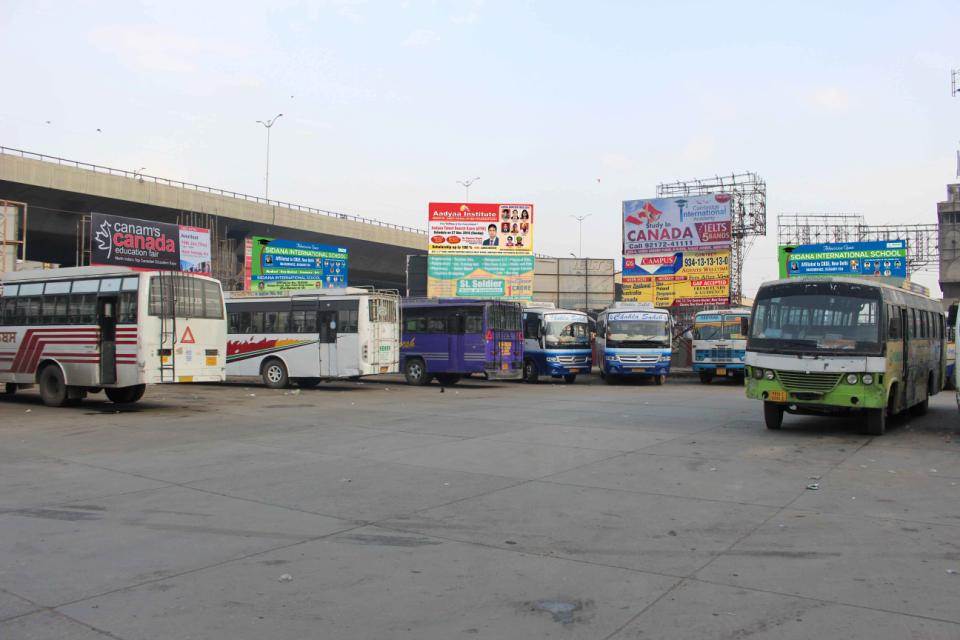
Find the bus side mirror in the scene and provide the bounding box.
[741,318,750,335]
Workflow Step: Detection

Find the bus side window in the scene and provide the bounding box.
[251,311,265,333]
[426,309,447,333]
[118,291,137,324]
[228,312,240,334]
[887,306,901,339]
[403,312,425,333]
[338,308,358,333]
[0,297,13,325]
[23,296,42,325]
[464,308,483,333]
[524,316,541,340]
[274,311,290,333]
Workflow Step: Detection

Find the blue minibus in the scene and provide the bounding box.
[521,305,592,383]
[596,304,673,384]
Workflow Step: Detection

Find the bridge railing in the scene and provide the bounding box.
[0,145,427,236]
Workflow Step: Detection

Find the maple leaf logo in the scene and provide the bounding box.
[94,220,113,259]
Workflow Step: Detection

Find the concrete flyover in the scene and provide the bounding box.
[0,146,426,290]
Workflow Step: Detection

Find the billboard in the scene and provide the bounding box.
[244,236,348,292]
[91,212,211,275]
[623,194,731,255]
[427,255,534,300]
[782,240,908,281]
[621,250,730,307]
[428,202,533,254]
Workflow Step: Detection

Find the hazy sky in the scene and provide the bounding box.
[2,0,958,295]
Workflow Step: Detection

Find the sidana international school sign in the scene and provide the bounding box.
[622,194,731,255]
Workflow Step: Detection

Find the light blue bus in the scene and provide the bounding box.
[521,305,592,383]
[691,308,750,384]
[596,304,673,385]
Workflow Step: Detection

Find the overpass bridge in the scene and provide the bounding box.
[0,146,426,290]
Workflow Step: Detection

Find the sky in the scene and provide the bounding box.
[2,0,959,297]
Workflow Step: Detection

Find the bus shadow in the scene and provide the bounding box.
[779,406,958,438]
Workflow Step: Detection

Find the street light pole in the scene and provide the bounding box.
[570,214,592,257]
[456,177,480,203]
[256,113,283,199]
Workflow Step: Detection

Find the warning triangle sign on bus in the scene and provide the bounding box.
[180,326,196,344]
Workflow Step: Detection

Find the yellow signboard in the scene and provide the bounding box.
[621,250,730,307]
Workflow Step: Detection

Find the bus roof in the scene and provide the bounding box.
[756,276,943,311]
[225,287,386,300]
[527,307,588,317]
[1,266,137,282]
[694,307,750,318]
[401,297,520,307]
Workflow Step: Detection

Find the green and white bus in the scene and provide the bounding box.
[745,277,945,435]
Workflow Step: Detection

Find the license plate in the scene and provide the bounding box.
[768,390,787,402]
[379,366,388,373]
[501,363,509,370]
[716,367,726,376]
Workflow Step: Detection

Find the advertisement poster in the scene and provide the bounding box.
[621,251,730,307]
[622,194,731,255]
[427,255,534,300]
[782,240,907,282]
[244,236,348,292]
[428,202,533,254]
[91,212,211,275]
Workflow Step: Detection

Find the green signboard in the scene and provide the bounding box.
[427,255,534,300]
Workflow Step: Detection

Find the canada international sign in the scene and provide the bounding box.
[621,251,730,307]
[622,195,731,255]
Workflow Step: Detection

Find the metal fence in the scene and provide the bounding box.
[0,145,427,236]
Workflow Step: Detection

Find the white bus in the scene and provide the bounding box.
[0,266,227,407]
[225,288,400,388]
[691,308,751,384]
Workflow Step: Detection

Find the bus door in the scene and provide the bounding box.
[463,306,485,370]
[449,310,465,372]
[293,298,321,376]
[901,307,911,408]
[97,296,118,385]
[319,309,338,376]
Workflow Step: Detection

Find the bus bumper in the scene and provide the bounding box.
[605,362,670,377]
[744,369,887,411]
[693,363,745,376]
[485,364,523,380]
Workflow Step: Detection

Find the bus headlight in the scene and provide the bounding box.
[764,370,775,381]
[861,373,874,385]
[753,368,764,380]
[845,373,858,385]
[546,356,559,363]
[605,355,617,362]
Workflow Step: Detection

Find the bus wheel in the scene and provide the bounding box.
[2,383,16,396]
[261,359,289,389]
[698,372,713,384]
[911,377,931,416]
[654,374,666,386]
[296,378,322,389]
[436,373,461,386]
[523,359,539,384]
[38,365,69,407]
[763,402,783,430]
[864,407,886,436]
[105,385,146,404]
[404,358,431,386]
[562,374,577,384]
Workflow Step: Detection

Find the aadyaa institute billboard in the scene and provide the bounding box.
[428,202,534,254]
[622,195,731,255]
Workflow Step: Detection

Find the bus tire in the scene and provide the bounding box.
[105,385,145,404]
[864,407,886,436]
[261,358,289,389]
[436,373,461,386]
[38,364,69,407]
[296,378,322,388]
[404,358,431,386]
[763,402,783,430]
[698,371,714,384]
[2,383,16,396]
[562,374,577,384]
[523,359,539,384]
[654,374,666,386]
[911,375,932,416]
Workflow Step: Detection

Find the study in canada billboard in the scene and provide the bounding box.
[621,250,730,307]
[622,194,731,255]
[426,255,534,300]
[90,212,211,275]
[243,236,348,292]
[428,202,533,254]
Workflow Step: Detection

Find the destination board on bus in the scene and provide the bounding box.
[244,236,348,292]
[426,255,534,300]
[621,250,730,307]
[428,202,534,254]
[622,195,731,255]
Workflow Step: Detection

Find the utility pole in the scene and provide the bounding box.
[570,214,592,257]
[456,177,479,203]
[256,113,283,199]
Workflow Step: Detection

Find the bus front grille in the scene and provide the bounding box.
[775,371,842,393]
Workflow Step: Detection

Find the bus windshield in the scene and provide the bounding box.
[749,281,882,355]
[544,314,590,349]
[607,319,670,348]
[695,317,748,341]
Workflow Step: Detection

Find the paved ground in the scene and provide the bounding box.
[1,374,959,639]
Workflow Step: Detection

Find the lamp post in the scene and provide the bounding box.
[256,113,283,199]
[456,177,480,203]
[570,214,592,257]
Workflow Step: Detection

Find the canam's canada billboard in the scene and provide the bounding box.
[90,212,211,275]
[622,195,731,255]
[428,202,533,254]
